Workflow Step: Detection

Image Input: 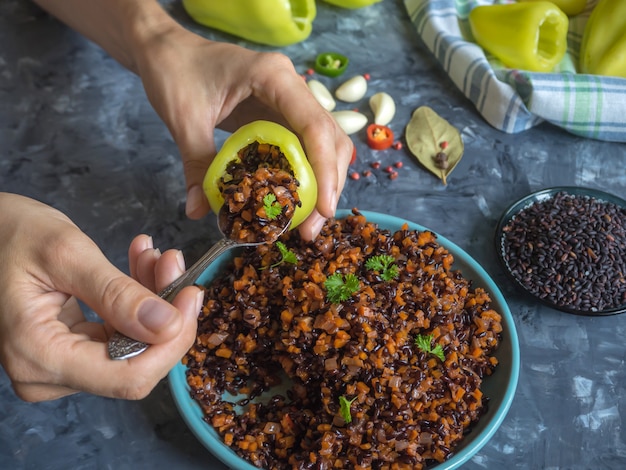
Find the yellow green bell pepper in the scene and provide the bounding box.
[322,0,381,8]
[579,0,626,78]
[518,0,587,17]
[182,0,316,47]
[203,121,317,230]
[468,1,569,72]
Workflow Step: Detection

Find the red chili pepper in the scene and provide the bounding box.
[350,145,357,165]
[366,124,394,151]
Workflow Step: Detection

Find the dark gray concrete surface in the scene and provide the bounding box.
[1,1,625,469]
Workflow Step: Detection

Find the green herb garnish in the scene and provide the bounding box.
[339,395,357,424]
[273,241,297,267]
[415,334,445,361]
[263,193,282,220]
[365,254,399,281]
[324,273,360,303]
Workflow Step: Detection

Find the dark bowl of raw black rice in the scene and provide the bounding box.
[496,187,626,316]
[170,209,520,470]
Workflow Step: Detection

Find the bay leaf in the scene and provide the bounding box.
[405,106,464,185]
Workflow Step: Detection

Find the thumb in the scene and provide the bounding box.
[56,245,186,345]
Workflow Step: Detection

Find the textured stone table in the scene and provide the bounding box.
[1,1,625,469]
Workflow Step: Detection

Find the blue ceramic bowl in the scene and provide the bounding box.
[169,210,520,469]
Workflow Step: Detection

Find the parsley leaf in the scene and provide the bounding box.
[339,395,357,424]
[365,254,399,281]
[324,273,360,303]
[263,193,282,220]
[414,334,445,361]
[273,241,297,267]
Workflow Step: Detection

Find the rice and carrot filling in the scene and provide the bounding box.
[184,209,502,469]
[218,141,301,243]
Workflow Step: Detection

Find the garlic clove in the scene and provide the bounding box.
[369,92,396,126]
[331,110,368,135]
[335,75,368,103]
[307,79,336,112]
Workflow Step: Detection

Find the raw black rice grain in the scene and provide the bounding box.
[501,191,626,313]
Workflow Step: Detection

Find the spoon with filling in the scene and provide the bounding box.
[107,209,291,360]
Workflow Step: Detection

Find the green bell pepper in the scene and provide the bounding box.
[519,0,587,17]
[182,0,316,47]
[579,0,626,78]
[468,1,569,72]
[203,121,317,230]
[322,0,381,8]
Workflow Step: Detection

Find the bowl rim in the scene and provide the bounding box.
[169,209,521,469]
[494,186,626,316]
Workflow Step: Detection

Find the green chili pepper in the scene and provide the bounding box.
[579,0,626,78]
[182,0,316,47]
[519,0,587,16]
[468,1,569,72]
[314,52,349,77]
[322,0,381,8]
[203,120,318,230]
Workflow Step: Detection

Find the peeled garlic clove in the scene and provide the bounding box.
[335,75,368,103]
[332,110,368,135]
[307,79,336,112]
[369,92,396,126]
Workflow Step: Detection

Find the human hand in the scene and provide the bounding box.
[131,22,353,240]
[0,193,202,402]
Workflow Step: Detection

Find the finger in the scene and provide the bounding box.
[12,382,79,403]
[297,208,328,242]
[134,247,162,293]
[129,234,154,279]
[50,239,185,344]
[170,101,217,220]
[154,249,187,292]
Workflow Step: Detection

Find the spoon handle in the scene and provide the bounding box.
[107,237,239,360]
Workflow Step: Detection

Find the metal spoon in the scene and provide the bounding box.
[107,212,291,360]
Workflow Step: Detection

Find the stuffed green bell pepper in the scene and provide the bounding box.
[182,0,316,47]
[468,1,569,72]
[203,121,317,236]
[579,0,626,78]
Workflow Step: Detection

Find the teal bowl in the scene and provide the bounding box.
[169,210,520,469]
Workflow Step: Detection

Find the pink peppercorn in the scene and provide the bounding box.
[350,172,360,180]
[394,161,403,168]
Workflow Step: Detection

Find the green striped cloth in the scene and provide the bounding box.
[404,0,626,142]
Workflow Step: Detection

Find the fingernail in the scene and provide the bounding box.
[185,185,203,218]
[308,215,327,240]
[138,298,176,333]
[176,250,186,273]
[195,289,204,316]
[330,190,338,214]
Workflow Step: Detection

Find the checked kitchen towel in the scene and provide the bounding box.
[404,0,626,142]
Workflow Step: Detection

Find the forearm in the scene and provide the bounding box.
[33,0,176,73]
